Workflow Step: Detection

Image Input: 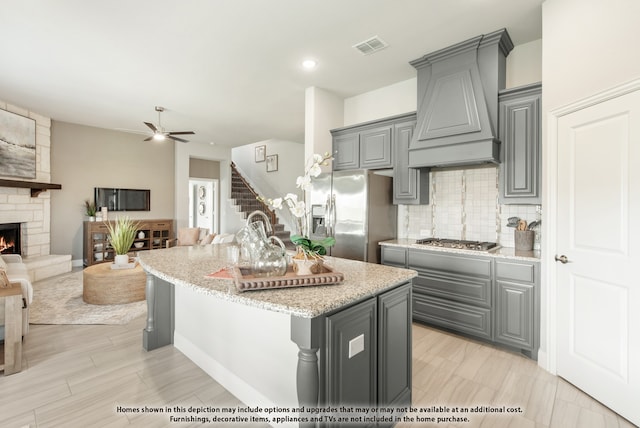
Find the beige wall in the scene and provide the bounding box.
[189,158,220,179]
[50,121,174,262]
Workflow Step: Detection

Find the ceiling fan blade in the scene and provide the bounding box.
[169,136,189,143]
[143,136,153,141]
[167,131,195,135]
[144,122,158,132]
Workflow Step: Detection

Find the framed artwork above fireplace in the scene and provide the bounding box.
[0,108,36,179]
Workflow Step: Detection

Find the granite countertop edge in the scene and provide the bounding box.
[137,246,417,319]
[379,239,541,261]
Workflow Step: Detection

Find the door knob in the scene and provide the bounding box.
[555,254,569,264]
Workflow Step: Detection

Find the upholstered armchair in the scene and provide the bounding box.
[166,227,214,248]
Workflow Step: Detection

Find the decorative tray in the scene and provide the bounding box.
[232,264,344,292]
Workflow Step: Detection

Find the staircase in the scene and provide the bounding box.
[230,162,295,249]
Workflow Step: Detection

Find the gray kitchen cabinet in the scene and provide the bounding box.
[333,132,360,170]
[377,282,412,413]
[325,297,377,413]
[360,125,393,169]
[494,259,540,359]
[390,247,540,359]
[324,282,412,426]
[499,82,542,204]
[408,249,493,340]
[331,112,416,172]
[380,245,407,268]
[393,117,430,205]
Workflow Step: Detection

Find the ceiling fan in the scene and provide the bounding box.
[143,106,195,143]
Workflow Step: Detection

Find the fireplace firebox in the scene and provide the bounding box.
[0,223,21,255]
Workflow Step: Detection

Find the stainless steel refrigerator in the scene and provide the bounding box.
[309,169,396,263]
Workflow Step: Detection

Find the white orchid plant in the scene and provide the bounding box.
[258,152,335,258]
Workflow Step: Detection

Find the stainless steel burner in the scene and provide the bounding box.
[415,238,498,251]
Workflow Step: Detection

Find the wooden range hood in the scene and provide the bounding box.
[408,28,513,168]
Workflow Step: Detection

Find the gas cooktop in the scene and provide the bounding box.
[415,238,499,252]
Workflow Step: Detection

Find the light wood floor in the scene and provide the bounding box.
[0,316,636,427]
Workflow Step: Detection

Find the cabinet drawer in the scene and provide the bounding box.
[495,260,537,283]
[381,246,407,268]
[409,250,491,277]
[413,294,492,340]
[413,271,491,307]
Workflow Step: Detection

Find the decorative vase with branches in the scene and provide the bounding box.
[258,152,335,272]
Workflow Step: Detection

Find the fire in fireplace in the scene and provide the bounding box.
[0,223,21,255]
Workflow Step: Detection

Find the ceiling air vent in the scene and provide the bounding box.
[352,36,388,55]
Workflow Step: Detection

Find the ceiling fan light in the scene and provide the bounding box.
[153,133,165,141]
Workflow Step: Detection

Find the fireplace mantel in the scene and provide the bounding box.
[0,179,62,197]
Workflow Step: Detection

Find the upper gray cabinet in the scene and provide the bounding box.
[393,116,429,205]
[331,119,393,171]
[408,29,513,168]
[499,83,542,204]
[331,112,429,204]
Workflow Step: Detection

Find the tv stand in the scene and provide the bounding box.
[83,219,174,266]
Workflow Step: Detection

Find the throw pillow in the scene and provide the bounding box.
[201,233,215,245]
[178,228,200,246]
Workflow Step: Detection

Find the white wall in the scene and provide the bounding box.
[506,39,543,89]
[50,121,175,261]
[232,139,304,232]
[175,142,245,234]
[344,78,417,126]
[305,87,343,175]
[539,0,640,371]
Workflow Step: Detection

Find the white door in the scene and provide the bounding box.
[556,87,640,425]
[188,179,219,233]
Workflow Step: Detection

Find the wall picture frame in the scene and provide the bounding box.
[255,145,266,162]
[266,154,278,172]
[0,108,36,179]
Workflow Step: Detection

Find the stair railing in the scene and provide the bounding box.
[230,162,277,226]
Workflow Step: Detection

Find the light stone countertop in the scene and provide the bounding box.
[380,239,541,261]
[137,245,417,319]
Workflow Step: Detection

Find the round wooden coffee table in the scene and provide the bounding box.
[83,262,146,305]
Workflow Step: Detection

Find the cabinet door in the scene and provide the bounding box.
[494,280,534,351]
[380,246,407,268]
[333,132,359,171]
[499,84,541,204]
[378,283,411,411]
[360,125,392,169]
[393,118,429,204]
[325,298,377,411]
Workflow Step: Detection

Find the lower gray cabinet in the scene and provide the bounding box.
[377,283,412,412]
[380,245,407,268]
[494,259,539,359]
[326,297,377,410]
[324,282,411,427]
[390,247,540,359]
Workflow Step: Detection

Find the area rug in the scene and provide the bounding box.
[29,270,147,325]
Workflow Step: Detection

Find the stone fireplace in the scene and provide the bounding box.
[0,223,21,255]
[0,100,71,281]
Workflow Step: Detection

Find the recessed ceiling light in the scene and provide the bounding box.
[302,59,317,70]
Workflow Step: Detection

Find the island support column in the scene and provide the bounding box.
[291,316,323,428]
[143,273,175,351]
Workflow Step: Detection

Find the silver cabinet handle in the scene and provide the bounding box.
[555,254,569,264]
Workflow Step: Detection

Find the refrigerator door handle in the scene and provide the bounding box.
[326,194,336,238]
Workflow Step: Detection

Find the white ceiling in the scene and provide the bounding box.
[0,0,542,147]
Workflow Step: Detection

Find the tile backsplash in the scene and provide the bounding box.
[399,165,541,249]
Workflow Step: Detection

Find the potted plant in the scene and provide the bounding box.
[105,216,140,265]
[84,199,97,221]
[290,234,335,275]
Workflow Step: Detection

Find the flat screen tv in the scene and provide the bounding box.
[94,188,150,212]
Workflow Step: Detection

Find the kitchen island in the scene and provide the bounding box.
[137,245,417,427]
